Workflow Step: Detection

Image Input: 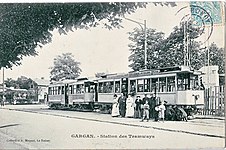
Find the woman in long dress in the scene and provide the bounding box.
[125,94,135,118]
[111,94,120,117]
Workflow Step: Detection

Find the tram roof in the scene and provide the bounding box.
[49,79,76,86]
[96,66,202,81]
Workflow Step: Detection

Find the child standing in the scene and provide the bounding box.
[141,100,150,122]
[158,101,166,122]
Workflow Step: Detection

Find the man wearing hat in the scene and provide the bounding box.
[149,94,157,119]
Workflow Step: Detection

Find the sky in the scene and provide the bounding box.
[0,2,225,82]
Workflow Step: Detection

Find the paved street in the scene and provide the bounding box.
[0,104,225,149]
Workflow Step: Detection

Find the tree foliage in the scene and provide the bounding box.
[207,43,225,74]
[128,28,165,71]
[0,2,176,68]
[157,21,203,68]
[128,20,225,74]
[5,76,37,90]
[50,53,81,81]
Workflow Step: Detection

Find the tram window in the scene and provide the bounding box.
[177,73,190,90]
[61,86,65,94]
[48,88,50,95]
[159,77,166,92]
[48,87,51,95]
[85,82,93,93]
[151,78,158,92]
[90,85,95,93]
[49,87,53,95]
[103,82,107,93]
[76,85,80,93]
[144,79,150,92]
[58,87,61,95]
[69,85,73,94]
[190,75,197,90]
[81,85,84,93]
[52,87,55,95]
[103,81,114,93]
[73,85,76,94]
[85,87,89,93]
[137,79,144,92]
[115,81,120,93]
[98,83,104,93]
[130,80,136,93]
[108,82,114,93]
[76,84,84,94]
[167,76,175,92]
[54,87,58,95]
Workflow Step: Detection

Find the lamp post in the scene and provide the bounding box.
[125,18,147,70]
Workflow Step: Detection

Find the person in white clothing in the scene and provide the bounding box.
[111,94,120,117]
[125,94,135,118]
[158,101,166,122]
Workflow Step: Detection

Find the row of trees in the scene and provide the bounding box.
[49,21,224,81]
[0,3,222,82]
[4,76,37,89]
[128,21,225,74]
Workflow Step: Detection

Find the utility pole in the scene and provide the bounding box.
[125,18,147,70]
[144,20,147,69]
[224,2,226,148]
[2,67,5,106]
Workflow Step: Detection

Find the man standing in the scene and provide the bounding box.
[142,93,149,118]
[149,94,156,119]
[118,93,127,117]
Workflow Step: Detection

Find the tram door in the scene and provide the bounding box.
[84,81,97,102]
[94,83,98,102]
[121,78,128,96]
[65,84,69,105]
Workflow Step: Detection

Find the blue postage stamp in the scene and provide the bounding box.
[190,1,223,25]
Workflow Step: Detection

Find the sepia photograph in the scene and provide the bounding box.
[0,1,225,149]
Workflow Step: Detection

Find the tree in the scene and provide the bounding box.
[157,21,203,69]
[4,78,18,88]
[50,53,82,81]
[0,2,176,69]
[5,76,37,90]
[206,43,225,74]
[128,27,165,71]
[128,20,204,71]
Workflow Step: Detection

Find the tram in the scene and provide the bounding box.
[48,78,96,110]
[47,66,205,111]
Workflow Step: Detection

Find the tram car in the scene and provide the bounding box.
[48,78,97,110]
[47,66,205,111]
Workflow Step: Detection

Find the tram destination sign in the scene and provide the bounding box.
[128,70,160,78]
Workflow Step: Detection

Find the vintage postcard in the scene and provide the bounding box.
[0,1,225,149]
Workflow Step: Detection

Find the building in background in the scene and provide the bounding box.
[199,65,220,88]
[33,77,49,104]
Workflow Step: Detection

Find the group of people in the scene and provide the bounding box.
[111,93,134,118]
[111,93,167,122]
